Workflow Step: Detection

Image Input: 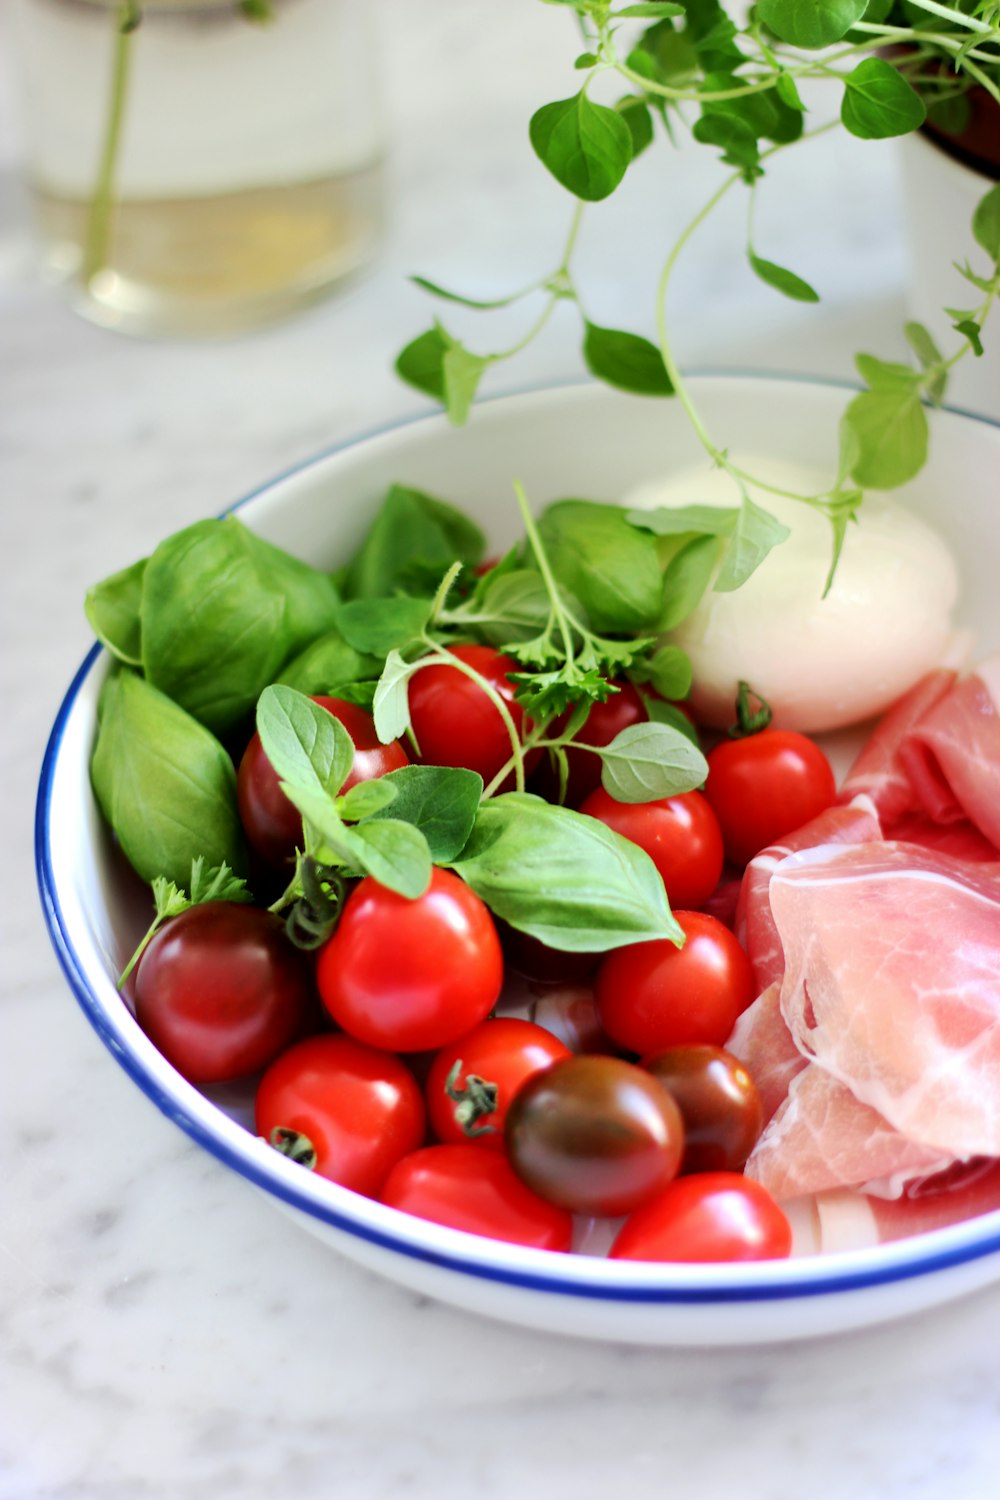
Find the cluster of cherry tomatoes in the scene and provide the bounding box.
[131,642,837,1264]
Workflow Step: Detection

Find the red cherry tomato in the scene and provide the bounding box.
[532,679,647,806]
[504,1055,684,1217]
[315,868,503,1052]
[578,787,724,911]
[705,729,836,867]
[610,1172,792,1263]
[642,1045,763,1174]
[134,902,313,1084]
[256,1034,425,1196]
[426,1017,571,1148]
[407,644,536,790]
[595,911,755,1055]
[237,696,409,868]
[381,1144,573,1251]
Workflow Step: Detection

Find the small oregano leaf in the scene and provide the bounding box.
[582,321,674,395]
[395,326,448,401]
[714,498,790,592]
[256,685,355,799]
[972,184,1000,262]
[841,386,929,488]
[841,58,926,139]
[749,252,820,302]
[598,721,709,803]
[529,91,633,201]
[757,0,869,50]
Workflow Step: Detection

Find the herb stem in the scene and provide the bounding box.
[419,641,527,793]
[82,3,138,284]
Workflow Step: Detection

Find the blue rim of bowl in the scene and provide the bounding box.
[34,373,1000,1306]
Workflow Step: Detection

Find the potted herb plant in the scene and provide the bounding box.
[394,0,1000,568]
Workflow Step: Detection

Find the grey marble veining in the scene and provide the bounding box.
[3,3,1000,1498]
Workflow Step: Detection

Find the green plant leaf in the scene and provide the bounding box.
[775,72,805,112]
[757,0,869,49]
[373,649,417,744]
[529,91,633,201]
[343,483,485,601]
[904,320,947,405]
[277,630,381,697]
[692,112,760,172]
[714,498,790,591]
[336,779,398,822]
[658,533,721,630]
[346,819,433,900]
[582,321,673,396]
[256,685,356,799]
[84,556,146,666]
[841,58,926,139]
[410,276,531,310]
[627,503,740,538]
[973,184,1000,262]
[640,644,693,700]
[451,792,684,950]
[749,253,820,302]
[616,3,686,15]
[854,352,922,388]
[952,319,985,357]
[365,764,484,862]
[90,670,247,887]
[841,386,929,488]
[616,96,655,158]
[536,498,665,632]
[641,694,701,745]
[395,326,449,401]
[598,721,708,803]
[443,343,489,425]
[335,596,433,657]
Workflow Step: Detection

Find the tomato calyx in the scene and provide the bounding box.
[443,1060,500,1138]
[266,1125,319,1170]
[278,856,347,950]
[728,680,773,739]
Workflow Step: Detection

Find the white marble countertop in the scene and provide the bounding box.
[4,3,1000,1497]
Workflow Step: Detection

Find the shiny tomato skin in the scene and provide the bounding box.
[578,787,724,911]
[705,729,836,868]
[595,911,755,1056]
[504,1055,684,1217]
[610,1172,792,1263]
[426,1017,571,1148]
[315,868,503,1052]
[406,644,536,790]
[256,1034,425,1196]
[381,1144,573,1250]
[532,679,647,806]
[237,696,409,868]
[642,1045,763,1174]
[134,902,314,1084]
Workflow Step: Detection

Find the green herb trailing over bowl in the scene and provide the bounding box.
[395,0,1000,583]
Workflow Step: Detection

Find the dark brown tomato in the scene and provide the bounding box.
[504,1054,684,1217]
[642,1045,763,1174]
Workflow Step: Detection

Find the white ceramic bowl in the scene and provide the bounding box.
[36,376,1000,1346]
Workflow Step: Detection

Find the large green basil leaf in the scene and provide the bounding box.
[141,518,340,738]
[84,557,146,666]
[90,669,247,887]
[535,499,664,633]
[451,792,683,950]
[277,629,381,696]
[342,484,485,600]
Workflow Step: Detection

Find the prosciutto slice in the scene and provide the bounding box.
[839,669,956,822]
[726,982,805,1126]
[809,1161,1000,1250]
[769,842,1000,1158]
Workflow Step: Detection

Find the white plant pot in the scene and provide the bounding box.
[897,131,999,419]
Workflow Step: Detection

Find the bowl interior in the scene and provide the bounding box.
[36,376,1000,1334]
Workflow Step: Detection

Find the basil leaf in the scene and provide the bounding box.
[467,569,552,646]
[529,91,633,202]
[714,498,790,592]
[256,685,356,801]
[395,326,448,401]
[336,779,398,821]
[841,59,926,140]
[973,184,1000,262]
[91,670,247,887]
[841,386,929,488]
[756,0,868,49]
[599,720,708,803]
[443,344,489,425]
[277,630,381,697]
[366,765,483,862]
[642,644,693,700]
[85,557,146,666]
[373,650,417,743]
[336,596,433,657]
[628,503,739,538]
[658,534,720,630]
[749,253,819,303]
[343,484,485,601]
[451,793,684,950]
[141,518,340,738]
[536,499,664,633]
[582,322,673,396]
[346,819,432,900]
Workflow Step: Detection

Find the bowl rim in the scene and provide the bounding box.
[35,371,1000,1307]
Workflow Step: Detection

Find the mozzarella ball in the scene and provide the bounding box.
[624,457,960,734]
